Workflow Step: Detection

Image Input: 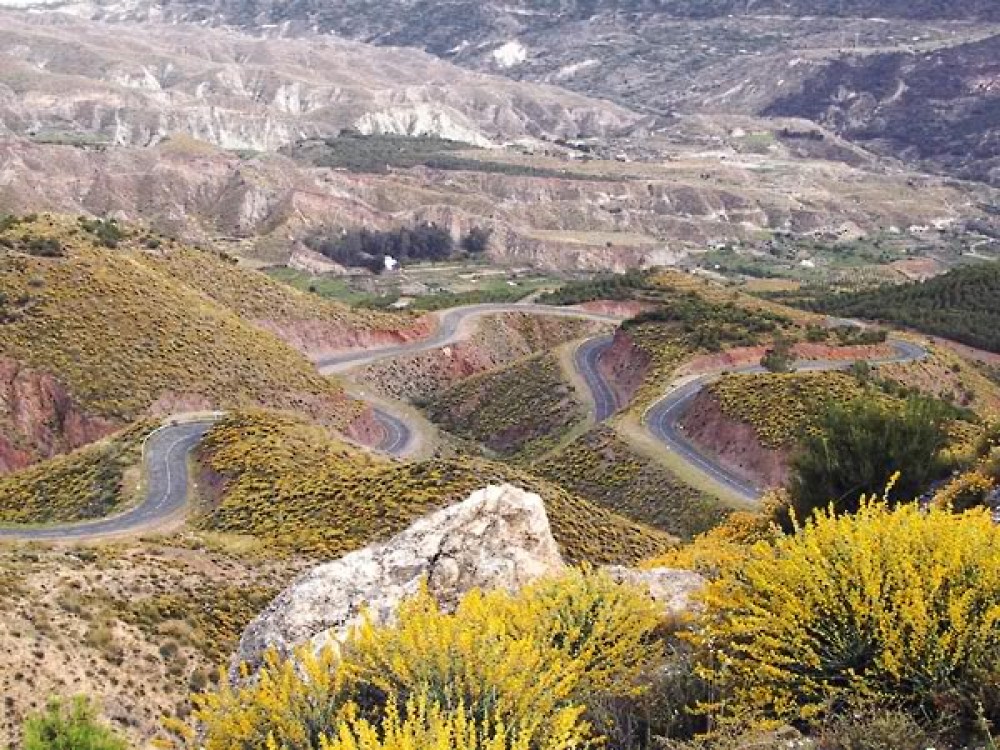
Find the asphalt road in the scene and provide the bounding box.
[316,303,622,373]
[0,300,927,540]
[0,420,215,542]
[643,338,928,502]
[372,407,413,456]
[574,335,620,422]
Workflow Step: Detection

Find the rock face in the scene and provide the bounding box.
[0,357,118,473]
[234,484,566,674]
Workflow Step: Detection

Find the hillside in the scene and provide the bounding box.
[0,12,639,151]
[195,410,676,565]
[807,262,1000,354]
[0,420,154,524]
[423,353,587,460]
[0,214,401,469]
[766,35,1000,184]
[30,0,1000,185]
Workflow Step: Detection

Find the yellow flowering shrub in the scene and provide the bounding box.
[932,469,997,512]
[692,501,1000,727]
[642,504,781,578]
[182,570,664,750]
[319,695,590,750]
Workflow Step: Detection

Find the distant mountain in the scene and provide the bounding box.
[13,0,997,184]
[766,35,1000,186]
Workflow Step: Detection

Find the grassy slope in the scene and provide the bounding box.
[534,426,726,539]
[424,353,588,459]
[0,215,359,425]
[705,372,874,449]
[195,410,676,565]
[137,245,405,330]
[0,420,156,524]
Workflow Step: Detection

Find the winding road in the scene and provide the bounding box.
[0,299,928,541]
[581,337,928,501]
[0,420,215,542]
[315,303,622,374]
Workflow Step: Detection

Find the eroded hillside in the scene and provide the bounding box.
[0,215,422,469]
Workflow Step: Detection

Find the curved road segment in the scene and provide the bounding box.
[574,335,620,422]
[316,303,622,374]
[0,299,927,539]
[371,407,414,456]
[0,420,214,542]
[0,303,618,542]
[585,338,927,502]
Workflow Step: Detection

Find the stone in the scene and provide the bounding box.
[602,566,706,617]
[233,484,565,676]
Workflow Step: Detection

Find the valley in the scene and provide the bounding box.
[1,2,1000,749]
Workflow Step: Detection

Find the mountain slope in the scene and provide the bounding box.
[0,214,402,469]
[809,261,1000,354]
[766,35,1000,185]
[27,0,997,184]
[0,11,642,150]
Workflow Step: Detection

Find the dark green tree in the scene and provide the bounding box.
[787,396,952,523]
[761,335,794,373]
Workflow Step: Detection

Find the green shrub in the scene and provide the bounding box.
[21,696,127,750]
[788,396,952,520]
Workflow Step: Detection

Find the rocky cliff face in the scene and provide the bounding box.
[0,12,642,150]
[234,482,704,676]
[0,358,118,473]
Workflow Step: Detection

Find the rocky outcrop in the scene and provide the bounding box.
[234,484,566,673]
[0,358,118,473]
[233,482,705,676]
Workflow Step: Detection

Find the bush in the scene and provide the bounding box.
[78,218,125,249]
[693,501,1000,731]
[182,570,665,750]
[788,396,951,520]
[22,696,127,750]
[816,703,942,750]
[322,695,589,750]
[461,226,492,255]
[760,335,793,373]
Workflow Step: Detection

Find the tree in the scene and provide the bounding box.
[787,396,951,521]
[761,335,793,373]
[461,226,492,255]
[22,697,127,750]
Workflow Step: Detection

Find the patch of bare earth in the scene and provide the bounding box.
[0,542,301,749]
[678,389,790,490]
